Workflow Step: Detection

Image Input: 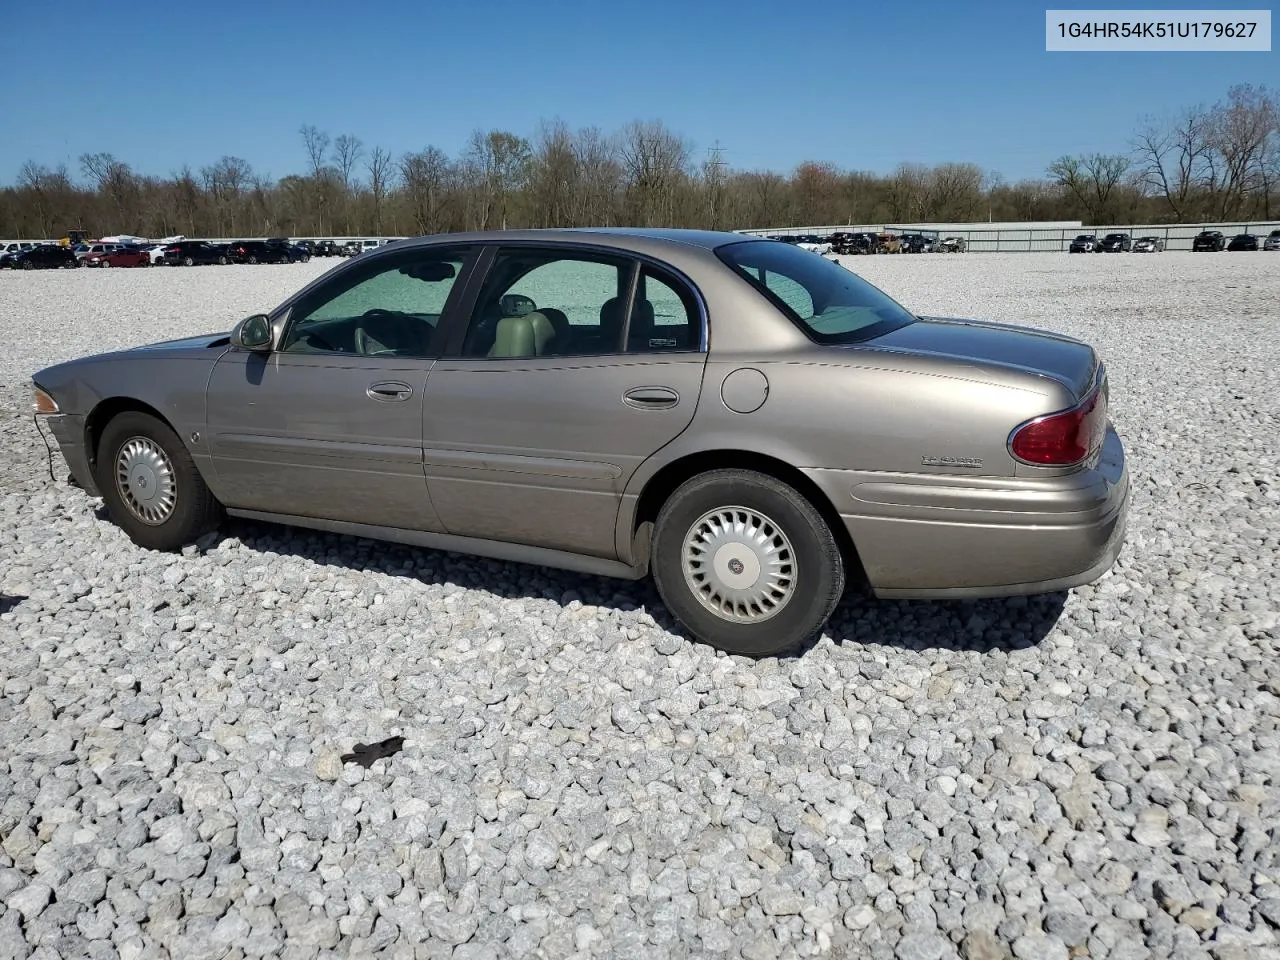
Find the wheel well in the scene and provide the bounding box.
[84,398,171,466]
[633,450,866,585]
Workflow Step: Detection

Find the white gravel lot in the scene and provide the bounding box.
[1,251,1279,960]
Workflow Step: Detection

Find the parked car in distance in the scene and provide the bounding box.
[1068,234,1098,253]
[1098,233,1131,252]
[830,232,879,255]
[1131,237,1164,253]
[313,240,341,257]
[1227,234,1259,252]
[75,242,122,265]
[96,246,153,268]
[162,241,228,266]
[30,227,1130,657]
[10,244,78,269]
[794,235,832,255]
[1192,230,1226,252]
[939,237,966,253]
[265,238,311,262]
[899,233,937,254]
[340,240,362,257]
[1265,230,1280,251]
[227,240,293,264]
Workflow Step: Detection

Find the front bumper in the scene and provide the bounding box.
[805,426,1130,600]
[43,413,99,496]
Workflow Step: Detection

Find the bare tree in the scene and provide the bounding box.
[1048,153,1130,222]
[926,163,985,221]
[79,152,142,228]
[528,119,578,227]
[1132,107,1212,220]
[462,129,531,229]
[334,134,364,190]
[617,120,691,226]
[1206,84,1277,218]
[366,146,393,233]
[299,125,330,177]
[572,126,620,226]
[400,146,455,235]
[885,163,930,222]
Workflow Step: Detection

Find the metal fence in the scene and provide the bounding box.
[738,221,1280,252]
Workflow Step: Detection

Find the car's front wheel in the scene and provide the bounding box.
[94,411,223,551]
[651,469,845,657]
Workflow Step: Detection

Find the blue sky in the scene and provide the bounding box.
[2,0,1274,185]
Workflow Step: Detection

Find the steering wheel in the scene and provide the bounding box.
[355,309,407,356]
[291,328,340,352]
[361,308,405,321]
[355,328,398,356]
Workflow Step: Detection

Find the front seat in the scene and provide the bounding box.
[488,312,556,358]
[539,308,572,354]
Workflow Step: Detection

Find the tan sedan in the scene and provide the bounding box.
[32,228,1129,656]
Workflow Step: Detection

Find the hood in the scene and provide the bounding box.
[866,316,1099,400]
[130,331,231,352]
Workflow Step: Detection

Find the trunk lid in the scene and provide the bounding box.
[869,315,1099,400]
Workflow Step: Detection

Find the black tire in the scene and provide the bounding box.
[22,260,33,270]
[651,469,844,657]
[183,256,194,266]
[218,255,227,265]
[94,411,222,551]
[248,255,258,264]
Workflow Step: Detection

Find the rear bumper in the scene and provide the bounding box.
[805,426,1130,600]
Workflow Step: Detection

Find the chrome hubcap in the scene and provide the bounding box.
[681,506,796,623]
[115,437,177,525]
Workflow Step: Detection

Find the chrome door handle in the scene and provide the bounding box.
[367,381,413,402]
[623,386,680,410]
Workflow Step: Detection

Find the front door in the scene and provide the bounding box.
[205,245,476,532]
[421,245,708,559]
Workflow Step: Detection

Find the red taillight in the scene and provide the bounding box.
[1009,388,1107,466]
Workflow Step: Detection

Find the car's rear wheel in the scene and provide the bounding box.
[248,255,258,264]
[183,256,194,266]
[94,411,223,551]
[651,469,844,657]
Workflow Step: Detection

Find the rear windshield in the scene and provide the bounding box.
[716,240,914,343]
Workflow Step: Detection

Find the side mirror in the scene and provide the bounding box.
[231,314,272,352]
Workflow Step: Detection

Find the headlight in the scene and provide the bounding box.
[32,384,59,414]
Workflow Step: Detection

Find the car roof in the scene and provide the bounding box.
[392,227,757,253]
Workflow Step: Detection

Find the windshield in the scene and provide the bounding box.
[717,240,915,343]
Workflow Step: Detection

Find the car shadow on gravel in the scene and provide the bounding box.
[826,588,1069,654]
[204,517,1067,659]
[0,594,26,615]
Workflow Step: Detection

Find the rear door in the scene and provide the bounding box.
[205,244,478,532]
[420,243,708,559]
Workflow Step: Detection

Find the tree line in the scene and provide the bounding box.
[1,84,1275,240]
